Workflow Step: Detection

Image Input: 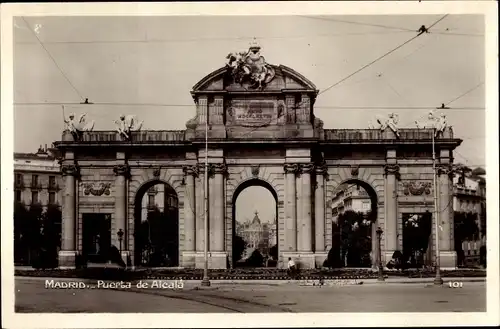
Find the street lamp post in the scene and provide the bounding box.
[376,227,385,281]
[117,229,124,255]
[432,127,443,285]
[201,112,211,287]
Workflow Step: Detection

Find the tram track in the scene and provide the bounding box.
[112,287,294,313]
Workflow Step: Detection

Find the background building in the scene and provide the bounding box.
[331,184,371,223]
[453,165,486,266]
[14,145,63,266]
[236,211,277,259]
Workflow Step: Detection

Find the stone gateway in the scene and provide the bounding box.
[55,45,461,270]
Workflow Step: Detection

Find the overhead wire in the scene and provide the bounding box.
[317,14,449,98]
[21,17,86,102]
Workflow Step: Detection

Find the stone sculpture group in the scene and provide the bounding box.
[63,111,143,141]
[368,111,449,138]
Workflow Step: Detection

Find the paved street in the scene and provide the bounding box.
[14,277,486,313]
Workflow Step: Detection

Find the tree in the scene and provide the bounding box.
[337,210,372,267]
[233,235,247,263]
[14,201,29,264]
[269,244,278,260]
[40,204,62,268]
[454,211,479,266]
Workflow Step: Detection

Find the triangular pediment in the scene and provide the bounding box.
[192,65,317,93]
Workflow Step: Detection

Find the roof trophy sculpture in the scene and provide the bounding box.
[115,114,144,141]
[62,105,95,141]
[415,111,448,137]
[225,39,276,90]
[370,113,400,138]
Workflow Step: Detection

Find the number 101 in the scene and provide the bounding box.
[449,281,463,288]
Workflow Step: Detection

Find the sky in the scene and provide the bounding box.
[12,15,485,223]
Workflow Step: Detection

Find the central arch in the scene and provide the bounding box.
[133,180,179,267]
[231,178,279,268]
[330,178,379,268]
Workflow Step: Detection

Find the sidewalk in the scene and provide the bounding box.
[16,276,485,288]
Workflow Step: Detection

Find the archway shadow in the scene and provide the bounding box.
[133,180,179,268]
[329,179,378,269]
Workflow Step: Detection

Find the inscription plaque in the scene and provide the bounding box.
[229,100,277,127]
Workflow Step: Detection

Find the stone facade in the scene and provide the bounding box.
[54,46,462,269]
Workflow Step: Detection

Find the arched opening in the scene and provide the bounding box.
[134,181,179,267]
[330,180,378,268]
[232,179,278,268]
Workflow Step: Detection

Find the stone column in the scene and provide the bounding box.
[384,163,399,262]
[284,164,298,251]
[59,164,79,268]
[210,163,226,252]
[113,164,129,261]
[314,164,327,252]
[437,164,453,252]
[299,163,314,252]
[183,165,197,252]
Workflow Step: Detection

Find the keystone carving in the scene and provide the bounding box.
[83,182,111,196]
[251,165,260,177]
[152,167,161,178]
[113,164,130,177]
[402,181,432,196]
[351,165,359,177]
[61,164,79,177]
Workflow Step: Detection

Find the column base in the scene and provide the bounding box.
[120,251,131,267]
[383,250,396,267]
[439,251,457,269]
[281,252,315,269]
[314,252,328,268]
[181,251,197,268]
[194,252,228,269]
[58,250,78,269]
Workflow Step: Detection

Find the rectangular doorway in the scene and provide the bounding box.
[82,213,111,263]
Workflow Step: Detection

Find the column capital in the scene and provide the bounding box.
[315,163,329,177]
[284,163,300,174]
[113,164,130,177]
[210,163,227,175]
[300,163,315,174]
[183,165,199,177]
[61,164,79,177]
[437,164,454,178]
[384,164,400,180]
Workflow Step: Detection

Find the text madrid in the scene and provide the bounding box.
[45,280,184,289]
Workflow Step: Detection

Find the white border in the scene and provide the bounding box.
[1,2,499,328]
